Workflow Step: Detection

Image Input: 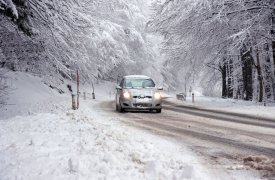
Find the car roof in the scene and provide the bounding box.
[123,75,151,79]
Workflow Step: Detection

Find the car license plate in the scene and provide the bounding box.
[136,98,149,103]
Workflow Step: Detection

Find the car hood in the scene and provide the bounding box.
[127,88,156,96]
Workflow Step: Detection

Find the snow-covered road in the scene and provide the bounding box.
[100,100,275,178]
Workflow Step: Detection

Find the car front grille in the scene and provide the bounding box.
[133,103,152,107]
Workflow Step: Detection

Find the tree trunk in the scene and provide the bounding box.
[220,64,227,98]
[232,56,242,99]
[263,43,274,101]
[227,59,233,98]
[272,40,275,101]
[256,48,263,102]
[272,13,275,101]
[241,49,253,101]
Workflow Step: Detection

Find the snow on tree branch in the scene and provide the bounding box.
[0,0,18,19]
[149,0,275,101]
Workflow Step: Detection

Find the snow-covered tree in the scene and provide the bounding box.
[0,0,18,19]
[149,0,275,102]
[0,0,163,86]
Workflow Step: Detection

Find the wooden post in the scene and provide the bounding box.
[77,70,80,109]
[92,81,95,99]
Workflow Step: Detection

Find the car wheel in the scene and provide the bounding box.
[116,101,124,113]
[156,109,161,113]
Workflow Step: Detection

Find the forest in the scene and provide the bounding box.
[0,0,163,86]
[1,0,275,103]
[149,0,275,102]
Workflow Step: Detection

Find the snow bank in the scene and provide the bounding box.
[167,94,275,120]
[0,105,212,180]
[0,71,68,119]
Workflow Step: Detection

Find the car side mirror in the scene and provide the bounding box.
[157,87,163,90]
[116,85,122,90]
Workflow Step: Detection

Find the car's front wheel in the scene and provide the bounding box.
[116,102,124,113]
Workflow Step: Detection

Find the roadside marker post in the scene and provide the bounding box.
[92,81,95,99]
[77,70,80,109]
[72,93,76,110]
[192,93,194,103]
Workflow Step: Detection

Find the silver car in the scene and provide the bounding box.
[115,75,162,113]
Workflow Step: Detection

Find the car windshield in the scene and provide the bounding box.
[124,78,155,88]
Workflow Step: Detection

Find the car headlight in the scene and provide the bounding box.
[154,92,161,99]
[123,91,131,98]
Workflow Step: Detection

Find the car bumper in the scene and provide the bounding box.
[120,98,162,110]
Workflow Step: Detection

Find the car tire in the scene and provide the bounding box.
[116,102,124,113]
[156,109,161,113]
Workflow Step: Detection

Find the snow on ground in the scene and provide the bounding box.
[0,71,69,119]
[0,71,264,179]
[165,92,275,120]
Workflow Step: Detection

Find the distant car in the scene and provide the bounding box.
[115,75,163,113]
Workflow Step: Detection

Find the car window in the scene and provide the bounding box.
[124,79,155,88]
